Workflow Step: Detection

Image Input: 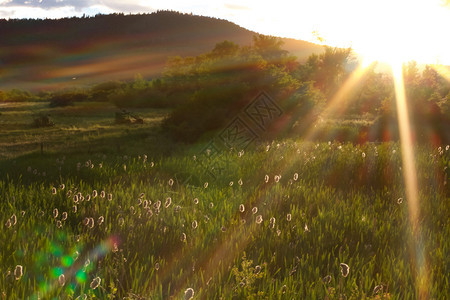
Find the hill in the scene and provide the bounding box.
[0,11,323,91]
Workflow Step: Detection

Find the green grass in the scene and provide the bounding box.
[0,102,449,299]
[0,102,172,160]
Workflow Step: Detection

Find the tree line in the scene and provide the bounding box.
[1,35,448,143]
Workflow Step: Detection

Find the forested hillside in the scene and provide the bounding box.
[0,11,322,90]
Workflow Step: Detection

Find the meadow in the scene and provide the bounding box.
[0,101,448,299]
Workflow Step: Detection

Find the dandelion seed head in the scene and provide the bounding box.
[58,274,65,286]
[238,178,243,186]
[10,214,17,226]
[254,265,261,274]
[274,175,280,183]
[264,174,269,183]
[73,195,79,204]
[192,220,198,229]
[100,191,105,198]
[287,213,292,221]
[256,215,263,224]
[5,219,11,228]
[98,216,104,225]
[165,197,172,208]
[276,229,281,236]
[56,220,63,228]
[340,263,350,277]
[252,207,258,214]
[323,275,332,284]
[293,173,298,181]
[72,205,77,213]
[362,152,366,158]
[53,208,58,219]
[397,197,403,204]
[204,182,208,189]
[209,202,214,209]
[88,218,94,229]
[85,194,91,202]
[52,187,57,195]
[154,200,161,210]
[180,232,186,242]
[229,181,233,186]
[92,190,98,198]
[373,284,383,295]
[14,265,23,280]
[193,197,199,205]
[168,178,174,186]
[184,287,194,300]
[107,193,112,201]
[90,277,101,289]
[239,204,245,213]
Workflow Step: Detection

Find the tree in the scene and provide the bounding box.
[211,40,239,57]
[296,46,353,98]
[252,34,288,63]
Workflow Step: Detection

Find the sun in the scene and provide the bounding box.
[314,0,450,66]
[354,0,449,66]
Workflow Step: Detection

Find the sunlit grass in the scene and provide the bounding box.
[0,138,448,298]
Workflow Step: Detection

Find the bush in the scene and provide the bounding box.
[49,92,88,107]
[32,115,54,128]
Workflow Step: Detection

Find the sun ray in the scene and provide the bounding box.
[301,61,371,141]
[391,62,429,298]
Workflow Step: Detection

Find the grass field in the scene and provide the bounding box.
[0,102,449,299]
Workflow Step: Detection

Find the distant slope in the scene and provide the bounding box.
[0,11,323,91]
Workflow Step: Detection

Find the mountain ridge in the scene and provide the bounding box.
[0,11,324,91]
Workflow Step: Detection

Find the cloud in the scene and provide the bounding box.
[224,3,250,10]
[0,0,155,19]
[1,0,153,13]
[3,0,91,10]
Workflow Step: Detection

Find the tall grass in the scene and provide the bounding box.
[1,140,448,298]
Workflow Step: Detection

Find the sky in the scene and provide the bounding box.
[1,0,449,64]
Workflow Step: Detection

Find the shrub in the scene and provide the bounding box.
[32,114,54,127]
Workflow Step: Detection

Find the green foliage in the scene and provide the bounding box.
[231,253,267,297]
[296,46,354,98]
[162,36,306,142]
[0,89,35,102]
[32,114,55,128]
[49,91,88,107]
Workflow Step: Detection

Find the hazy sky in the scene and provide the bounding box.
[1,0,449,63]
